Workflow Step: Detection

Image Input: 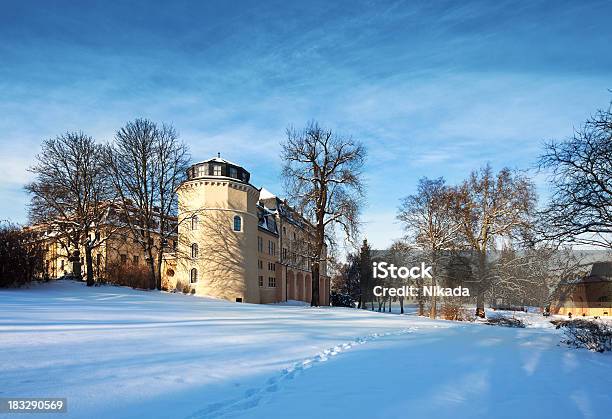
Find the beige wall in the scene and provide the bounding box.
[175,178,260,303]
[552,281,612,316]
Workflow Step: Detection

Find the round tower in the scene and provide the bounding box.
[176,156,260,303]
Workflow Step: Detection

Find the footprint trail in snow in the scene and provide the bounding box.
[186,328,416,419]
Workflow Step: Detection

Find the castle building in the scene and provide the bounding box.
[163,156,329,305]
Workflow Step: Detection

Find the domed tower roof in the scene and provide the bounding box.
[186,154,251,183]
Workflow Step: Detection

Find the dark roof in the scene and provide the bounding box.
[585,261,612,283]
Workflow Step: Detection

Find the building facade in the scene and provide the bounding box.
[28,204,177,289]
[551,262,612,317]
[165,156,329,305]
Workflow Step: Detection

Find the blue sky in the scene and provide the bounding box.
[1,0,611,251]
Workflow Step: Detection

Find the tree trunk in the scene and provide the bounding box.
[475,251,486,318]
[72,249,81,280]
[475,287,485,318]
[155,250,163,291]
[311,262,320,306]
[430,255,438,319]
[146,246,156,290]
[400,297,404,314]
[85,243,94,287]
[430,280,437,319]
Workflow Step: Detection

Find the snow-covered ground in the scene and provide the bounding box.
[1,281,610,419]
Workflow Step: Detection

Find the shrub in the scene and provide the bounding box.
[556,319,612,353]
[484,316,526,328]
[330,291,356,307]
[106,261,151,289]
[440,303,473,321]
[174,279,190,294]
[0,222,43,287]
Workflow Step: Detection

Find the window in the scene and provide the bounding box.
[213,165,222,176]
[283,226,286,235]
[268,277,276,288]
[133,255,139,265]
[60,259,65,270]
[190,268,198,284]
[97,254,102,266]
[598,296,609,302]
[191,215,199,230]
[283,248,287,259]
[258,260,263,269]
[268,240,275,256]
[191,243,198,258]
[268,262,275,271]
[233,215,242,232]
[120,254,127,265]
[95,231,100,242]
[257,236,263,252]
[197,165,207,178]
[258,275,264,287]
[229,167,238,178]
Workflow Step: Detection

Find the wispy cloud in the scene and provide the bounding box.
[1,0,611,248]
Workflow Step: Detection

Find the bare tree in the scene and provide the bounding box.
[398,177,461,318]
[26,132,113,286]
[281,122,366,306]
[454,165,536,318]
[491,245,555,310]
[538,103,612,249]
[104,119,189,290]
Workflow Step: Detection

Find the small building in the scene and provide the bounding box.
[551,261,612,317]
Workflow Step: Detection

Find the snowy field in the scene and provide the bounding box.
[1,281,610,419]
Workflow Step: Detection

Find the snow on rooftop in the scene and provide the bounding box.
[195,156,241,167]
[259,187,277,200]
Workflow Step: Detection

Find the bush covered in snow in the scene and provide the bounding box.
[484,316,526,328]
[555,319,612,353]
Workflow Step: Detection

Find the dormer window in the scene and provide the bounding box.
[197,165,207,178]
[229,167,238,178]
[213,165,222,176]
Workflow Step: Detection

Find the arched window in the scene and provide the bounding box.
[233,215,242,232]
[191,215,199,230]
[190,268,198,284]
[191,243,198,258]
